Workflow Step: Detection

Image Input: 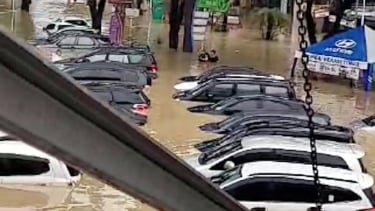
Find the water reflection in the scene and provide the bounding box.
[0,0,375,210]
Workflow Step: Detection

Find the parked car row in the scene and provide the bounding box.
[30,27,159,125]
[173,65,375,211]
[50,43,158,125]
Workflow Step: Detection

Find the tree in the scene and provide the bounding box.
[169,0,184,49]
[21,0,31,12]
[182,0,195,52]
[251,8,289,40]
[87,0,107,33]
[326,0,356,38]
[305,0,317,44]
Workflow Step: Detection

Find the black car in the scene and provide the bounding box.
[199,111,331,134]
[55,47,158,79]
[195,125,355,153]
[187,95,305,116]
[173,78,296,102]
[35,34,110,50]
[178,65,262,82]
[86,84,149,125]
[61,62,151,88]
[350,115,375,129]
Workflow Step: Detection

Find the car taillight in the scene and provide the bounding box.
[132,104,148,115]
[148,64,158,72]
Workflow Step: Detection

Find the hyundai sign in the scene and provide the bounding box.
[324,39,357,55]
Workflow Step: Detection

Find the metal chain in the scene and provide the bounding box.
[294,0,322,210]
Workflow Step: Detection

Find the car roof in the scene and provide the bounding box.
[240,135,364,158]
[225,110,331,125]
[219,95,300,103]
[0,140,56,160]
[230,161,374,189]
[210,77,292,85]
[63,62,145,71]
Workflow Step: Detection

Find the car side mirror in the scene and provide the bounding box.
[223,160,235,170]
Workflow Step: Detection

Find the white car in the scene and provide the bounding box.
[43,17,91,34]
[214,161,375,211]
[0,139,81,186]
[184,135,366,178]
[174,74,285,91]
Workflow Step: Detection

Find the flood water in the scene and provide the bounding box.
[1,0,375,210]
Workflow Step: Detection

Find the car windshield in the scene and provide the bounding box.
[198,141,242,164]
[218,114,243,127]
[211,165,242,185]
[211,97,238,109]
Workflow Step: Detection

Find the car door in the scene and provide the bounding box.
[75,37,97,49]
[206,83,234,102]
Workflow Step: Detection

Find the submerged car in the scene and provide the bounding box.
[87,85,148,125]
[174,70,285,91]
[185,135,366,178]
[187,95,305,115]
[212,161,375,211]
[350,115,375,130]
[173,78,296,103]
[0,139,81,185]
[178,65,262,82]
[35,34,110,55]
[62,62,151,88]
[55,47,158,79]
[43,16,91,34]
[199,110,331,134]
[195,124,355,153]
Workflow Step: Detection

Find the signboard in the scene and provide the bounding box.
[108,0,133,3]
[125,8,140,17]
[193,11,209,41]
[307,60,360,80]
[196,0,230,12]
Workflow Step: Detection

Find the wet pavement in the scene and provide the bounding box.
[1,0,375,210]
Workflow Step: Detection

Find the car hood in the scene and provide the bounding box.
[174,81,199,91]
[199,122,220,132]
[183,153,201,169]
[187,104,214,113]
[179,75,199,82]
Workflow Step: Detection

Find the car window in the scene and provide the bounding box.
[264,86,289,97]
[85,54,107,62]
[67,165,80,176]
[113,91,144,104]
[211,149,350,170]
[224,177,361,203]
[128,54,145,63]
[77,37,95,46]
[58,24,72,30]
[236,84,261,95]
[58,37,76,45]
[66,20,87,26]
[108,54,129,63]
[207,83,234,97]
[45,24,55,30]
[229,100,296,111]
[0,154,50,176]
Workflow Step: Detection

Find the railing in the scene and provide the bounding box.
[0,27,247,211]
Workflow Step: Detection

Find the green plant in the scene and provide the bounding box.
[250,7,290,40]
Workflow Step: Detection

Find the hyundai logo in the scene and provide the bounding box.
[335,39,357,49]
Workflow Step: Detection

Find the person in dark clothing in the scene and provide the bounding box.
[208,50,219,62]
[198,50,210,62]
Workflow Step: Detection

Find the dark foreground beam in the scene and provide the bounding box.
[0,28,247,211]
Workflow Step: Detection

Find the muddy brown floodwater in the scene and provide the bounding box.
[1,0,375,210]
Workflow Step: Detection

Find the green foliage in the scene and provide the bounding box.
[250,7,290,40]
